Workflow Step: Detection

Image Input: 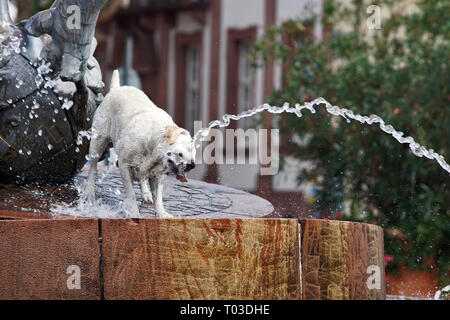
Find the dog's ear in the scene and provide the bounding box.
[166,125,188,145]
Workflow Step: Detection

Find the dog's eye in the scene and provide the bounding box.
[179,153,183,158]
[167,152,172,156]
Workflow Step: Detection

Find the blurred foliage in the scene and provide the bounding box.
[253,0,449,285]
[15,0,52,21]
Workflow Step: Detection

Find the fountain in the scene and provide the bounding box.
[7,0,450,300]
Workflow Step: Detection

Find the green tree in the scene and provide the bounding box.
[253,0,449,285]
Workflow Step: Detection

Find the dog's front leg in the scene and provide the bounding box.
[139,179,153,204]
[150,177,173,218]
[119,165,141,217]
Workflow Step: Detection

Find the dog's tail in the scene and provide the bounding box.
[110,69,121,90]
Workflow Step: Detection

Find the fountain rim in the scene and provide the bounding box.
[0,208,383,233]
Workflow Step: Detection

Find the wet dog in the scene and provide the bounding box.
[83,70,195,217]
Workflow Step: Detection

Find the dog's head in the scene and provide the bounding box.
[164,125,196,181]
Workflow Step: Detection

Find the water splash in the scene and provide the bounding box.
[50,176,124,218]
[193,97,450,175]
[76,129,91,146]
[0,27,21,58]
[433,285,450,300]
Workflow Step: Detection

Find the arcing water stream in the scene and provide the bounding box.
[193,97,450,175]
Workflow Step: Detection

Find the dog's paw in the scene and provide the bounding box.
[142,192,153,204]
[158,210,174,218]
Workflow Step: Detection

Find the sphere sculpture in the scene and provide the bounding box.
[0,0,106,183]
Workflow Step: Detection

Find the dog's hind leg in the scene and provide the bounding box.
[120,164,141,217]
[83,134,110,204]
[140,179,153,204]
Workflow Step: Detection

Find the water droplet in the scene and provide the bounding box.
[61,99,73,110]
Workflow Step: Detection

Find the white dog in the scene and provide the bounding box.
[83,70,196,218]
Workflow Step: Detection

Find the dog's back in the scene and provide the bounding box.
[93,70,174,142]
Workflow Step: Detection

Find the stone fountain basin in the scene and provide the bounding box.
[0,167,385,300]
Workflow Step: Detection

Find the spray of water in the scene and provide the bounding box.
[433,285,450,300]
[193,97,450,175]
[50,174,125,218]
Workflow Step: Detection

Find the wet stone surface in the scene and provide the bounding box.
[0,165,273,219]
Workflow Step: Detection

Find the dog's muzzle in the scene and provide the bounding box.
[185,161,195,172]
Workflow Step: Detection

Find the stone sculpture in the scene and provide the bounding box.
[0,0,106,182]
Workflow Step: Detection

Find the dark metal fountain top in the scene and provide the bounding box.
[0,165,274,219]
[0,0,105,183]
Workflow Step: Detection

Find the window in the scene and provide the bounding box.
[175,31,202,132]
[226,26,256,130]
[118,36,142,89]
[237,40,253,129]
[185,45,200,134]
